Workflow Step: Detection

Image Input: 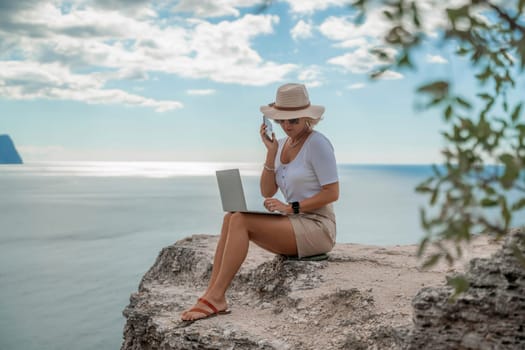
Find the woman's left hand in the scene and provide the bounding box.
[264,198,291,214]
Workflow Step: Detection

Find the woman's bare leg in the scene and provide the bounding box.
[181,213,297,321]
[181,213,232,317]
[207,213,232,289]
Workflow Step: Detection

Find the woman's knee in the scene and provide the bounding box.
[222,212,233,225]
[228,212,249,233]
[219,212,234,237]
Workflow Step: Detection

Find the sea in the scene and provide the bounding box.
[0,161,504,350]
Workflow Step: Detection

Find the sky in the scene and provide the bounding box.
[0,0,502,164]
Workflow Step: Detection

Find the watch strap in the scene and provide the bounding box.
[291,201,300,214]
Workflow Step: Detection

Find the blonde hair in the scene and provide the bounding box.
[305,117,321,129]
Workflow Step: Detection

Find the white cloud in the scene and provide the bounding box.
[319,14,390,43]
[298,66,323,87]
[177,15,297,85]
[318,1,477,75]
[0,2,298,110]
[187,89,217,95]
[347,83,365,89]
[284,0,349,14]
[172,0,264,18]
[173,0,239,18]
[392,0,472,38]
[327,46,396,74]
[169,0,351,17]
[0,61,183,112]
[320,13,397,74]
[291,20,313,40]
[337,38,368,49]
[1,0,477,112]
[374,70,404,80]
[426,54,448,64]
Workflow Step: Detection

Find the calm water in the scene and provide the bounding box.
[0,161,443,350]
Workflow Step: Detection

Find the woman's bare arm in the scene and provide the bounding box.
[259,122,279,197]
[264,182,339,214]
[297,182,339,212]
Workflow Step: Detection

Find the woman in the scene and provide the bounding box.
[181,83,339,322]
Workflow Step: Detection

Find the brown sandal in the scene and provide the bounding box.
[181,297,231,324]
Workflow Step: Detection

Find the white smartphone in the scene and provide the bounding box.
[263,116,273,140]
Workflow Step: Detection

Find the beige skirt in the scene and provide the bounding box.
[288,204,336,258]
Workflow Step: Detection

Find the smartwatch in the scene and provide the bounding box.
[291,201,300,214]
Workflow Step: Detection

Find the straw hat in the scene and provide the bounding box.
[260,83,325,120]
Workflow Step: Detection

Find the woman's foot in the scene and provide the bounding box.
[180,295,229,321]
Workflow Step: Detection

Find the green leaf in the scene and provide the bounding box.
[480,198,499,207]
[418,81,449,94]
[386,26,402,44]
[511,103,523,123]
[430,187,439,205]
[504,70,515,86]
[371,68,388,79]
[432,164,442,177]
[417,236,430,257]
[503,205,511,228]
[351,0,366,9]
[420,208,430,230]
[455,96,472,109]
[398,53,413,68]
[499,196,512,228]
[445,105,453,120]
[456,47,469,56]
[493,53,505,67]
[499,154,519,189]
[500,153,515,165]
[511,243,525,268]
[370,48,391,61]
[477,93,493,101]
[483,185,496,196]
[422,253,441,269]
[476,119,491,139]
[475,66,492,83]
[427,97,445,108]
[511,198,525,211]
[447,5,469,25]
[415,184,432,193]
[447,275,470,300]
[411,1,421,28]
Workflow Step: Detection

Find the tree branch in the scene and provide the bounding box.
[485,1,525,34]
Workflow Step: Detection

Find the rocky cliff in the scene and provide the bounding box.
[407,228,525,349]
[0,134,23,164]
[120,230,525,349]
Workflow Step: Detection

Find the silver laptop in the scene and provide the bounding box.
[216,169,282,215]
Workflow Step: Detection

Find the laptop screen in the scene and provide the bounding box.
[215,169,248,212]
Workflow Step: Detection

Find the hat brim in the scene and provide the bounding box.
[260,104,325,120]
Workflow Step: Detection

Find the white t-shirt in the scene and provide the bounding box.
[274,131,338,203]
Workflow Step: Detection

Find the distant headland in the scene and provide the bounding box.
[0,135,23,164]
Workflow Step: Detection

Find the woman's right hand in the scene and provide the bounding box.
[260,123,278,153]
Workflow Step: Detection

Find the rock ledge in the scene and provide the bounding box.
[121,230,524,349]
